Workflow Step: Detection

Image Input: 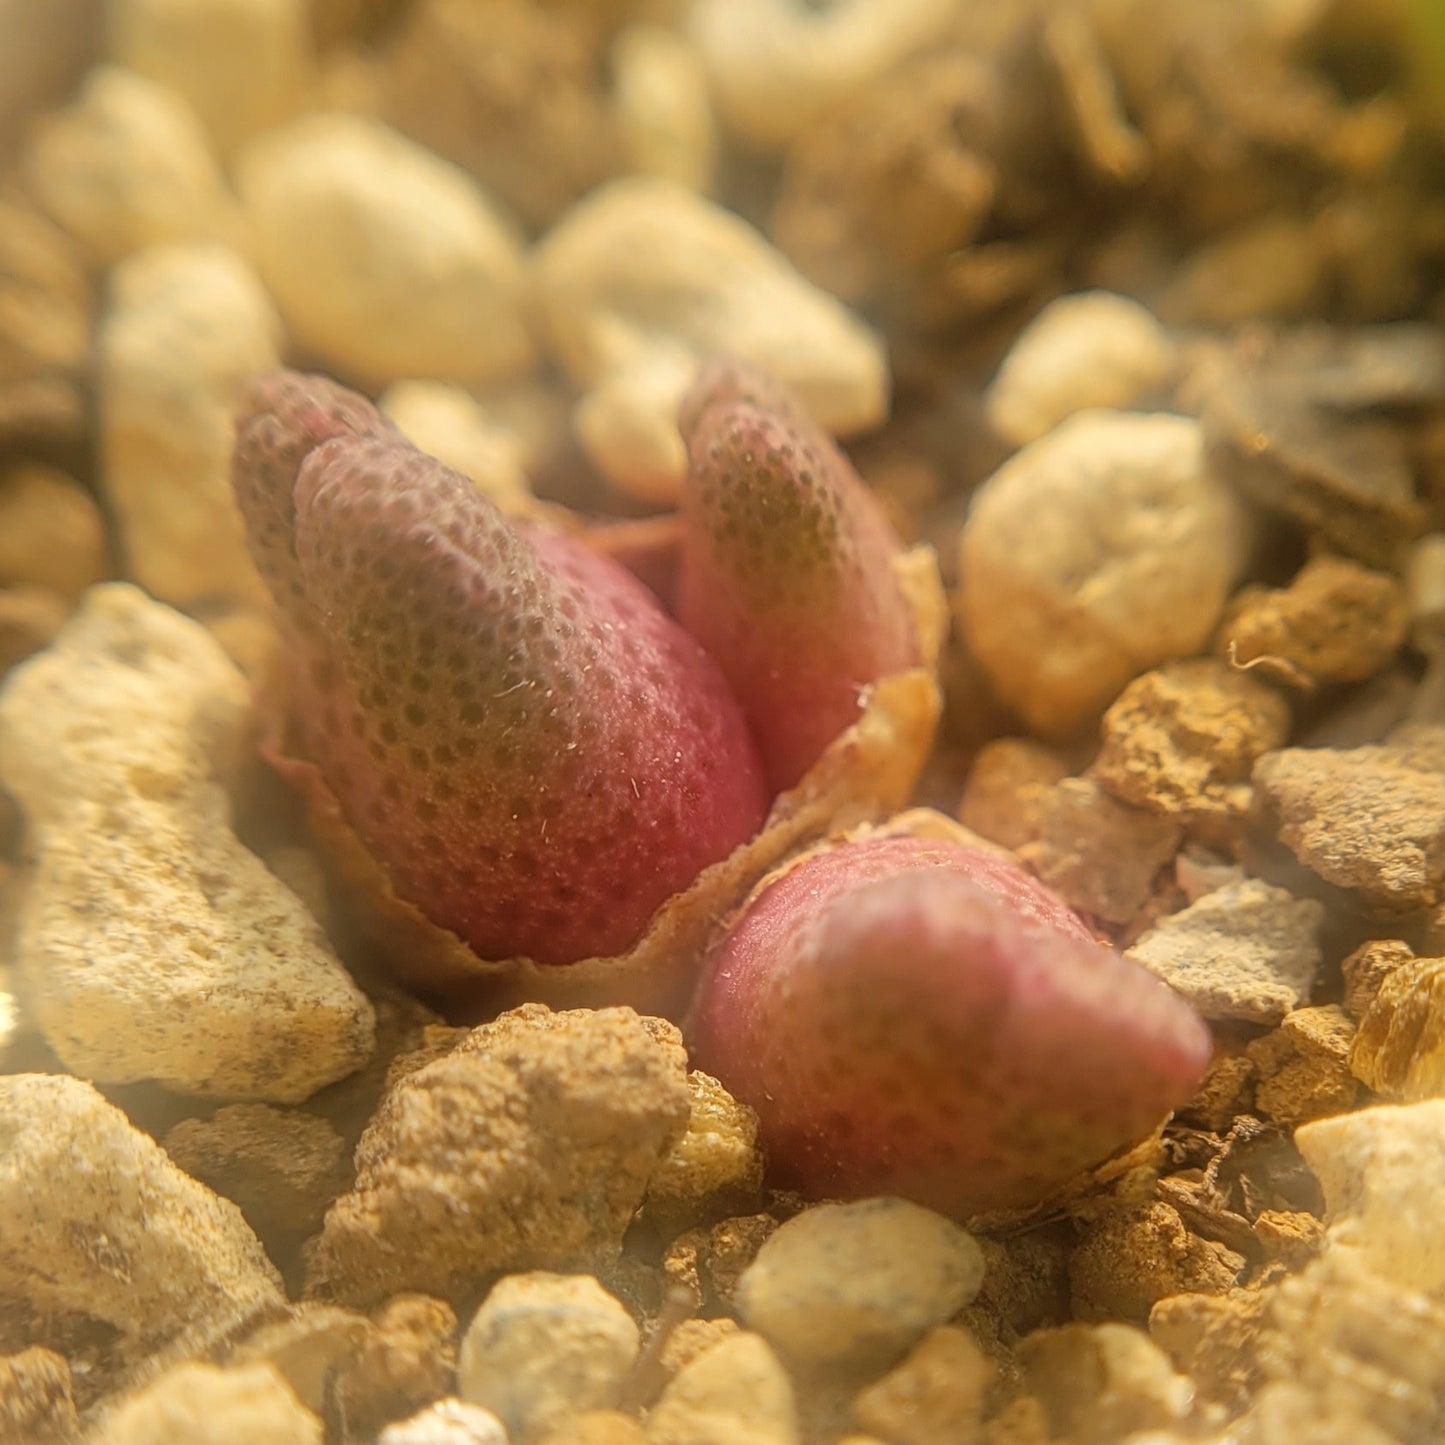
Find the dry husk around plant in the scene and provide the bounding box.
[257,541,946,1017]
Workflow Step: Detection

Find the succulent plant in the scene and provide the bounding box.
[677,358,917,792]
[233,370,769,965]
[689,828,1213,1216]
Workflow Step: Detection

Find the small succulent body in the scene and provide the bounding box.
[678,359,918,792]
[689,832,1213,1216]
[233,372,769,964]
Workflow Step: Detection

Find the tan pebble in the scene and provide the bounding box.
[1069,1202,1244,1324]
[688,0,956,151]
[1351,955,1445,1100]
[639,1071,763,1237]
[1254,734,1445,908]
[735,1198,985,1374]
[0,586,67,674]
[658,1319,741,1384]
[1092,659,1291,819]
[1175,1043,1257,1134]
[984,290,1177,447]
[227,1303,371,1415]
[459,1273,638,1440]
[644,1331,798,1445]
[1011,775,1183,925]
[379,1399,509,1445]
[611,24,717,193]
[536,1410,646,1445]
[1340,938,1415,1022]
[1148,1289,1267,1414]
[1246,1005,1359,1126]
[309,1004,689,1307]
[1406,533,1445,647]
[99,241,281,607]
[851,1325,993,1445]
[380,380,534,516]
[163,1104,351,1248]
[956,738,1070,853]
[330,1295,460,1438]
[0,1346,78,1445]
[0,465,106,600]
[1159,215,1329,327]
[1126,879,1323,1025]
[1250,1209,1323,1270]
[23,66,238,267]
[0,1075,284,1384]
[1219,554,1408,686]
[532,175,888,500]
[963,1230,1071,1352]
[110,0,311,156]
[957,411,1251,738]
[1016,1322,1193,1444]
[239,113,533,388]
[88,1362,320,1445]
[1296,1100,1445,1295]
[0,585,376,1100]
[979,1396,1051,1445]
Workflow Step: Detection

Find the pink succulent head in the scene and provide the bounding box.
[689,834,1211,1215]
[233,371,769,966]
[677,360,918,792]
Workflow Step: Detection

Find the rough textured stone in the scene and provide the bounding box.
[0,586,375,1100]
[1126,880,1323,1024]
[1351,956,1445,1101]
[239,113,534,388]
[458,1273,638,1441]
[735,1199,985,1374]
[329,1295,459,1439]
[985,291,1177,447]
[110,0,311,156]
[1254,735,1445,908]
[0,1346,79,1445]
[1217,555,1408,686]
[644,1331,798,1445]
[957,411,1251,737]
[1341,939,1416,1023]
[23,66,238,267]
[0,1075,284,1382]
[226,1304,370,1416]
[99,242,282,607]
[309,1005,690,1307]
[88,1362,320,1445]
[956,738,1071,852]
[1246,1006,1359,1126]
[532,175,888,500]
[850,1325,993,1445]
[639,1071,763,1237]
[1092,660,1291,819]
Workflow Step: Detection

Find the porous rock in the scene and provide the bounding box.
[0,1346,79,1445]
[1246,1006,1359,1127]
[984,291,1177,448]
[639,1071,763,1236]
[238,113,534,388]
[99,242,282,607]
[734,1198,985,1374]
[0,1075,284,1380]
[644,1331,798,1445]
[849,1325,993,1445]
[1253,735,1445,909]
[957,411,1251,737]
[1092,659,1291,819]
[308,1004,690,1307]
[110,0,311,156]
[23,65,238,267]
[87,1362,320,1445]
[458,1273,638,1440]
[532,175,888,500]
[1126,880,1323,1025]
[0,585,376,1101]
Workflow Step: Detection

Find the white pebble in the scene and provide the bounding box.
[984,291,1178,447]
[533,174,887,501]
[957,410,1252,737]
[734,1198,985,1373]
[379,1399,510,1445]
[239,113,534,388]
[23,64,238,267]
[458,1273,639,1440]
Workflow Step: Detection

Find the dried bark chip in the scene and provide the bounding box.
[1126,880,1323,1024]
[1253,735,1445,909]
[1093,659,1291,819]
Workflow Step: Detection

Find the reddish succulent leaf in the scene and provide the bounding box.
[689,835,1212,1216]
[677,361,918,792]
[235,370,770,965]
